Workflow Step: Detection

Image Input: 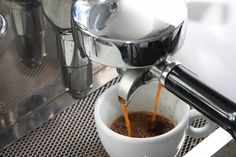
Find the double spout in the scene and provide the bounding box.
[118,61,236,140]
[118,61,177,105]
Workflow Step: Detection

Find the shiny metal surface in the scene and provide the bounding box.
[0,20,69,149]
[7,0,46,68]
[150,61,180,85]
[42,0,95,98]
[72,0,187,41]
[118,69,153,105]
[7,0,43,37]
[41,0,72,30]
[0,1,118,150]
[117,60,180,104]
[0,14,7,39]
[56,31,93,98]
[72,0,187,68]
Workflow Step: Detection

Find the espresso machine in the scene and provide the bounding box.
[0,0,236,154]
[70,0,236,140]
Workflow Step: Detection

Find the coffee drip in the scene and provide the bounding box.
[116,81,169,137]
[118,97,131,137]
[152,81,163,122]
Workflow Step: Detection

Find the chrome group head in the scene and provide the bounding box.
[71,0,187,68]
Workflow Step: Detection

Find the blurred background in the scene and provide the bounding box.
[174,0,236,102]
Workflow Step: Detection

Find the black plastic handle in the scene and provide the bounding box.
[165,64,236,139]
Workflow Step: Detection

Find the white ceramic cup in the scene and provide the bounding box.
[94,81,215,157]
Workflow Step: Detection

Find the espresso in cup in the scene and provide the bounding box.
[94,81,215,157]
[110,111,175,138]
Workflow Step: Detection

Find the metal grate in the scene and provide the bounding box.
[0,77,211,157]
[0,20,64,131]
[0,30,60,112]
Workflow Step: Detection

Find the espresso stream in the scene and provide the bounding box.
[111,81,175,137]
[152,81,163,122]
[119,98,132,136]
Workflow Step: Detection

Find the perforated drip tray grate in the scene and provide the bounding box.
[0,77,213,157]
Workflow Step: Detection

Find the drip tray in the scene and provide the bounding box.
[0,77,215,157]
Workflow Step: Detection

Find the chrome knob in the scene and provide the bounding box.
[0,14,7,39]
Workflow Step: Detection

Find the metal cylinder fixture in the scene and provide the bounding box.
[41,0,93,98]
[56,30,93,99]
[7,0,46,68]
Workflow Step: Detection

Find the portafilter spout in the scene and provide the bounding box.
[118,61,174,105]
[118,69,152,105]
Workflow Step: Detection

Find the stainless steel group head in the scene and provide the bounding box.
[71,0,187,68]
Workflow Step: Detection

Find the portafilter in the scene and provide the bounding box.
[72,0,236,139]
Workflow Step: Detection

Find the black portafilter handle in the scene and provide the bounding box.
[159,64,236,139]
